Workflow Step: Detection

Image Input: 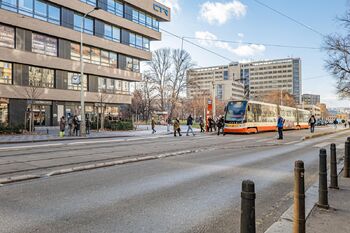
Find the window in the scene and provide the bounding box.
[80,0,96,7]
[71,43,80,61]
[83,46,91,63]
[133,58,139,72]
[32,33,57,56]
[68,72,87,91]
[143,38,150,51]
[129,33,136,47]
[136,35,142,49]
[106,79,115,93]
[127,6,159,32]
[126,57,133,71]
[98,77,107,92]
[0,24,15,48]
[101,50,110,67]
[29,66,54,88]
[0,102,8,125]
[91,47,100,65]
[104,24,120,42]
[132,9,138,23]
[122,81,130,94]
[129,33,149,50]
[116,80,122,93]
[139,12,146,26]
[107,0,123,17]
[0,61,12,84]
[74,14,93,35]
[109,52,118,67]
[1,0,61,25]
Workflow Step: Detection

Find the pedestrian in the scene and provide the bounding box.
[208,116,213,132]
[199,116,205,133]
[167,117,171,132]
[173,118,182,137]
[333,119,338,129]
[216,115,225,136]
[277,115,285,140]
[308,115,316,133]
[186,114,195,136]
[86,117,91,135]
[59,116,66,137]
[68,115,73,136]
[151,117,156,134]
[73,115,79,136]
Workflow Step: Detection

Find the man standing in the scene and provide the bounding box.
[308,115,316,133]
[186,114,195,136]
[151,117,156,134]
[59,116,66,137]
[277,115,285,140]
[199,116,205,133]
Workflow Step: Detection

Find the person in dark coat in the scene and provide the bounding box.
[59,116,66,137]
[216,115,225,135]
[308,115,316,133]
[277,115,285,140]
[186,114,195,136]
[199,116,205,133]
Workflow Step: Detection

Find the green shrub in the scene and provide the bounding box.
[0,124,24,134]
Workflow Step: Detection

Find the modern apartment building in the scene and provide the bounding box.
[187,63,245,102]
[302,94,320,105]
[240,58,302,103]
[0,0,170,127]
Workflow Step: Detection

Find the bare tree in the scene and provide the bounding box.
[23,85,43,132]
[146,48,172,111]
[324,10,350,97]
[96,92,108,131]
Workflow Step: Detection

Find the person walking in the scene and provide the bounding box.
[167,117,171,132]
[86,117,91,135]
[68,115,73,136]
[277,115,285,140]
[308,115,316,133]
[333,119,338,129]
[151,117,156,134]
[199,116,205,133]
[173,118,182,137]
[208,116,213,132]
[216,115,225,136]
[59,116,66,137]
[73,115,79,136]
[186,114,195,136]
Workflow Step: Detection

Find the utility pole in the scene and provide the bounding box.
[212,70,216,119]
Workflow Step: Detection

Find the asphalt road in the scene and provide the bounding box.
[0,128,348,233]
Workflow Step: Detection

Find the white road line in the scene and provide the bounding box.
[336,143,344,149]
[285,140,300,145]
[256,138,271,142]
[67,139,125,145]
[0,143,63,151]
[313,142,331,148]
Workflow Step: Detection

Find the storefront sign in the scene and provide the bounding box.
[153,3,169,16]
[27,100,52,105]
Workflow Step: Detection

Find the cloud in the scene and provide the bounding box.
[157,0,181,14]
[200,0,247,25]
[195,31,266,57]
[237,33,244,38]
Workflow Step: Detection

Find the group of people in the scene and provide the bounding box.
[59,115,91,137]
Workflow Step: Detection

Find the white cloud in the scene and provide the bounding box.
[195,31,266,57]
[157,0,181,14]
[200,0,247,25]
[238,33,244,38]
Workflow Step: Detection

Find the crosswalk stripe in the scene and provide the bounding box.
[313,142,331,148]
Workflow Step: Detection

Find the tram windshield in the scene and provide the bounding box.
[225,101,247,123]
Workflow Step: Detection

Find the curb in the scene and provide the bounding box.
[264,159,344,233]
[0,148,210,185]
[301,128,349,141]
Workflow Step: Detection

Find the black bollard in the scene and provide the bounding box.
[329,144,339,189]
[345,141,350,178]
[347,137,350,142]
[317,149,329,209]
[294,160,305,233]
[241,180,256,233]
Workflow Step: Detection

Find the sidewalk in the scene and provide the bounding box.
[0,125,199,144]
[306,173,350,232]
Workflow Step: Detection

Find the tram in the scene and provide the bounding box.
[223,100,310,134]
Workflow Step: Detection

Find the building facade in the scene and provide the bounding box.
[302,94,320,105]
[240,58,302,104]
[0,0,170,127]
[187,63,244,102]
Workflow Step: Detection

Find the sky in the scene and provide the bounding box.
[150,0,350,108]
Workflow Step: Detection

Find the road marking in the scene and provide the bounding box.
[285,140,300,145]
[336,143,344,149]
[313,142,331,148]
[0,143,63,151]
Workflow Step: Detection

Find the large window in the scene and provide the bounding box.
[107,0,123,17]
[68,72,87,91]
[104,24,120,42]
[128,6,159,31]
[74,13,93,35]
[32,33,57,56]
[1,0,61,25]
[125,56,139,72]
[98,77,129,94]
[70,43,118,68]
[29,66,54,88]
[129,33,150,51]
[0,61,12,84]
[80,0,96,7]
[0,24,15,48]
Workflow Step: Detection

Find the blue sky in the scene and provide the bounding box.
[152,0,349,107]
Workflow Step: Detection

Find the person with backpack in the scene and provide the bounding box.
[186,114,195,136]
[277,115,285,140]
[308,115,316,133]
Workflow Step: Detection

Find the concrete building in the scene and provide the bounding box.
[187,63,244,102]
[0,0,170,127]
[240,58,302,103]
[298,104,321,118]
[302,94,320,105]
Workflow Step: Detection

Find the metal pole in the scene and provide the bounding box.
[317,148,329,209]
[240,180,256,233]
[212,71,216,119]
[80,7,99,137]
[329,143,339,189]
[293,160,305,233]
[344,140,350,178]
[181,37,184,51]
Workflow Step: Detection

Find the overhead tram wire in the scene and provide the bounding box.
[183,37,321,50]
[159,28,234,63]
[251,0,325,37]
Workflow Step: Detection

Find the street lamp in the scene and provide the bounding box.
[80,7,100,136]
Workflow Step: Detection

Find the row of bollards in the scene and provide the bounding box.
[240,137,350,233]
